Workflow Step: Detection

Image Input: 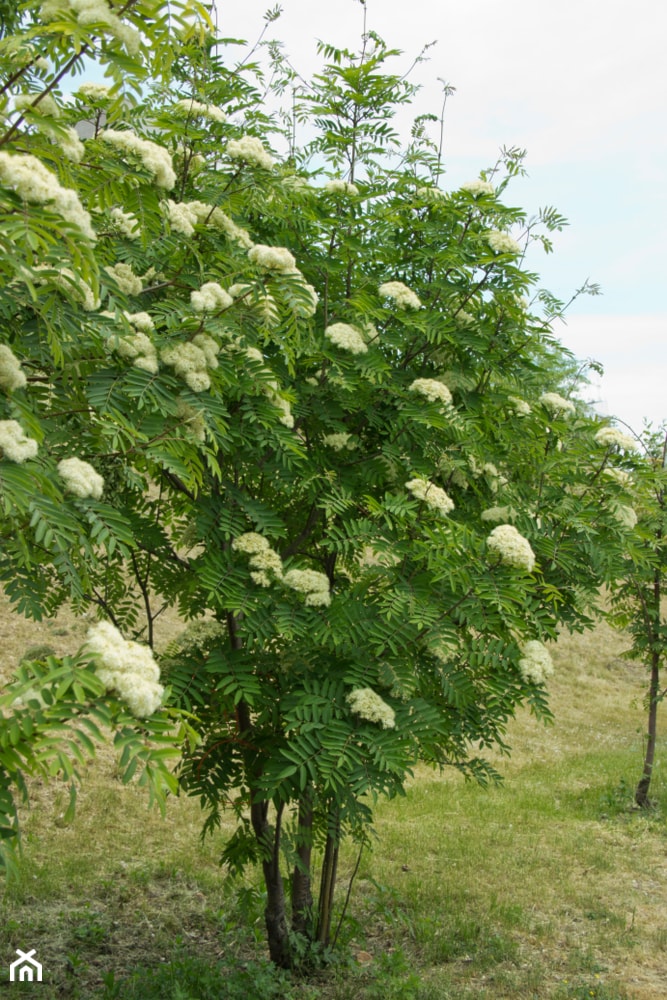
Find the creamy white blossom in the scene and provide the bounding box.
[0,420,38,463]
[461,179,494,196]
[99,130,176,189]
[508,396,531,417]
[109,207,140,240]
[487,230,521,255]
[14,92,60,118]
[173,98,226,123]
[57,456,104,499]
[161,341,211,392]
[248,244,297,272]
[0,151,96,240]
[325,322,368,355]
[409,378,452,407]
[594,426,638,452]
[77,81,111,102]
[322,432,356,451]
[83,620,164,717]
[378,281,421,310]
[481,505,517,523]
[487,524,535,572]
[603,467,632,487]
[190,282,233,313]
[347,687,396,729]
[166,199,199,237]
[612,504,638,530]
[518,640,554,685]
[226,135,274,170]
[539,392,576,419]
[232,532,284,585]
[406,478,455,516]
[41,0,140,55]
[282,568,331,607]
[105,261,143,296]
[324,179,359,196]
[0,345,27,392]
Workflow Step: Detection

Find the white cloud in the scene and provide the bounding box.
[555,314,667,430]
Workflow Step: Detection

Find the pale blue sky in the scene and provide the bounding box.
[217,0,667,430]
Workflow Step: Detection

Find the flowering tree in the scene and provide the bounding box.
[606,427,667,808]
[0,1,638,967]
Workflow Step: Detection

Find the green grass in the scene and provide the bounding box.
[1,616,665,998]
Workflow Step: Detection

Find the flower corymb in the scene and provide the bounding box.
[57,457,104,499]
[378,281,421,310]
[518,640,554,685]
[83,620,164,718]
[347,688,396,729]
[406,478,455,516]
[486,524,535,573]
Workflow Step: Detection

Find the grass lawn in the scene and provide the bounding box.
[1,597,666,999]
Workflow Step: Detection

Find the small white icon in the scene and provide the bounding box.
[9,948,42,983]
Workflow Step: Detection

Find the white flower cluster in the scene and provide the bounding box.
[324,179,359,196]
[109,206,140,240]
[378,281,422,310]
[322,432,356,451]
[33,265,99,311]
[346,687,396,729]
[603,467,631,487]
[248,244,297,272]
[58,127,86,163]
[57,456,104,499]
[325,322,368,355]
[161,339,217,393]
[99,130,176,189]
[539,392,575,419]
[164,199,252,248]
[612,504,638,530]
[83,620,164,718]
[487,524,535,573]
[508,396,531,417]
[173,98,226,123]
[406,478,455,516]
[487,230,521,255]
[409,378,452,407]
[0,420,38,463]
[40,0,140,55]
[77,81,111,102]
[14,92,60,118]
[226,135,274,170]
[190,282,233,313]
[461,179,495,196]
[481,505,517,523]
[176,398,206,442]
[112,311,158,373]
[232,532,284,588]
[105,261,143,297]
[0,345,27,392]
[231,533,331,604]
[282,568,331,607]
[594,426,638,452]
[0,151,96,241]
[518,640,554,685]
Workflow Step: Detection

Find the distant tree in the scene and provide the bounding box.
[0,0,636,967]
[607,427,667,808]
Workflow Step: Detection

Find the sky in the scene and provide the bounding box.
[216,0,667,432]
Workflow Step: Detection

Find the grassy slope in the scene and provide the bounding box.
[1,599,666,999]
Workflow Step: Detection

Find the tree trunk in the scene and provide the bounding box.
[636,648,661,809]
[291,787,315,937]
[316,809,340,946]
[251,798,292,967]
